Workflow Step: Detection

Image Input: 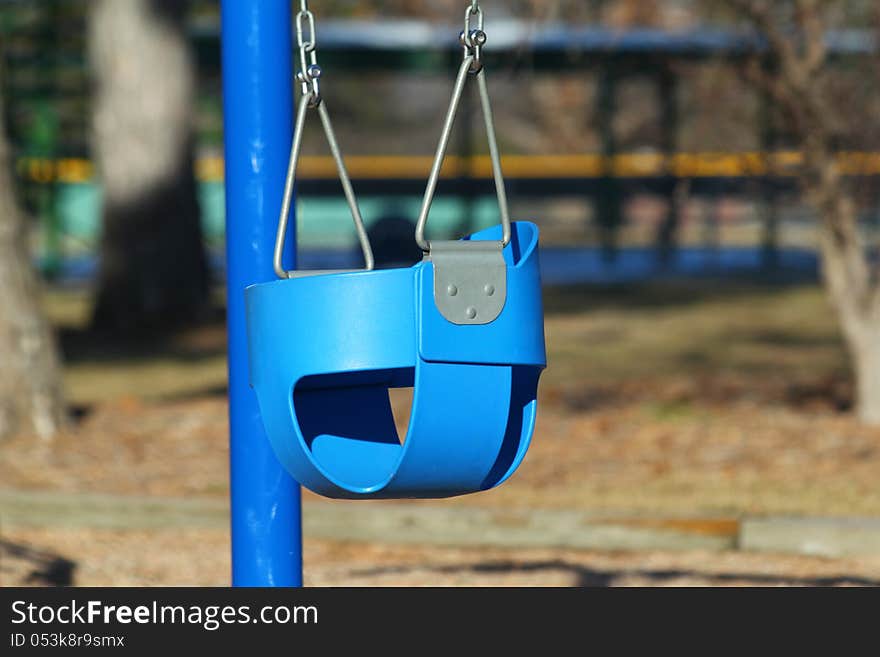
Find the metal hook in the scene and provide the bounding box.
[274,92,374,279]
[414,55,512,253]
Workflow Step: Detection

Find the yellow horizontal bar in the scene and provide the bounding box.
[16,151,880,184]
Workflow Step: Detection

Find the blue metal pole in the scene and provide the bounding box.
[221,0,302,587]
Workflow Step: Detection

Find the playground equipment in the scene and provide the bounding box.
[224,0,544,582]
[245,0,546,499]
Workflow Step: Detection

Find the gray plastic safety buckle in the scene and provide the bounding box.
[424,240,507,325]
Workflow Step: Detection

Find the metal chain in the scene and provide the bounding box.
[295,0,322,106]
[275,0,374,278]
[415,2,511,251]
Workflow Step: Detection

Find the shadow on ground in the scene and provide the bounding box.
[0,539,76,586]
[57,318,226,367]
[350,559,880,587]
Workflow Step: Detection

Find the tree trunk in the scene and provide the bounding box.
[810,152,880,424]
[88,0,208,332]
[821,244,880,425]
[851,328,880,425]
[0,75,67,441]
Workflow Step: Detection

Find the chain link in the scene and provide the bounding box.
[295,0,322,106]
[461,2,486,73]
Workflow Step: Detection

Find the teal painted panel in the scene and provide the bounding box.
[51,181,504,251]
[55,182,101,243]
[199,181,227,242]
[296,195,503,248]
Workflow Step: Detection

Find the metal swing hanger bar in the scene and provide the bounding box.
[274,0,374,279]
[415,1,512,252]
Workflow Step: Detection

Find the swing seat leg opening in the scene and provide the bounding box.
[292,363,541,498]
[295,370,411,492]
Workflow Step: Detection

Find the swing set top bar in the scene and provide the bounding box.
[196,19,878,58]
[312,22,877,56]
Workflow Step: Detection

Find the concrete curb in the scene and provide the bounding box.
[740,517,880,558]
[1,490,878,558]
[305,504,737,552]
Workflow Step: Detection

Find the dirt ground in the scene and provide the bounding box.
[4,528,880,587]
[2,384,879,518]
[2,282,880,586]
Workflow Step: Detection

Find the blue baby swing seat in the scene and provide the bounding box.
[245,5,546,499]
[247,222,545,499]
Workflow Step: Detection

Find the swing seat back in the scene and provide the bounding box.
[246,221,546,499]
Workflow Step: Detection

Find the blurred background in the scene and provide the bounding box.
[2,0,880,586]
